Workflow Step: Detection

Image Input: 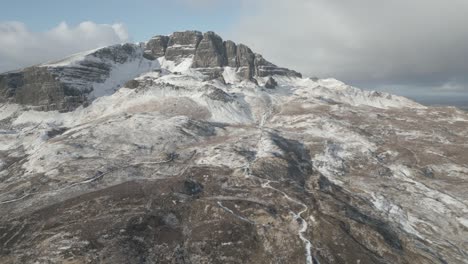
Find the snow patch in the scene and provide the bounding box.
[0,104,21,121]
[91,57,160,97]
[41,47,103,67]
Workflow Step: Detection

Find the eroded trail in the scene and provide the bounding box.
[249,98,319,264]
[262,180,318,264]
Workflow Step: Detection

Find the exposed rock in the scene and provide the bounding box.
[236,44,256,80]
[197,68,225,81]
[165,31,203,61]
[192,32,227,68]
[422,166,435,178]
[0,43,152,112]
[0,31,306,112]
[255,54,302,78]
[224,40,238,67]
[124,79,140,89]
[0,67,86,111]
[377,166,393,177]
[264,76,278,89]
[92,43,140,64]
[46,127,68,139]
[204,86,234,103]
[144,35,169,59]
[183,179,204,195]
[251,77,259,86]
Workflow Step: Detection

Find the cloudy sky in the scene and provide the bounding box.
[1,0,467,106]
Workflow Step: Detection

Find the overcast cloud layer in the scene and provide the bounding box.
[231,0,468,100]
[0,21,128,73]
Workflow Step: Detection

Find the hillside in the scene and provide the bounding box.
[0,31,467,264]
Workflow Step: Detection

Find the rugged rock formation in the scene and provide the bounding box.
[264,76,278,89]
[146,31,300,81]
[192,31,227,68]
[144,35,169,59]
[255,54,302,78]
[0,31,302,112]
[224,40,238,67]
[164,31,203,62]
[0,44,155,111]
[235,44,257,80]
[0,67,86,112]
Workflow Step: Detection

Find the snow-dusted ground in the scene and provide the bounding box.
[0,57,467,264]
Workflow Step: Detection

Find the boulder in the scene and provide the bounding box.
[183,179,204,196]
[124,79,140,89]
[264,76,278,89]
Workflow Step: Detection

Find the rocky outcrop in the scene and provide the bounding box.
[146,31,301,81]
[193,35,301,81]
[0,43,151,111]
[1,31,303,112]
[0,67,86,111]
[165,31,203,61]
[235,44,257,80]
[264,76,278,89]
[255,54,302,78]
[192,32,227,68]
[144,35,169,59]
[224,40,238,67]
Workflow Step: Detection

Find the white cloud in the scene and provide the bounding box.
[231,0,468,96]
[0,21,129,73]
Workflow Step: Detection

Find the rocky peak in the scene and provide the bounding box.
[165,31,203,61]
[224,40,238,67]
[144,30,302,81]
[192,31,227,68]
[0,30,303,112]
[144,35,169,60]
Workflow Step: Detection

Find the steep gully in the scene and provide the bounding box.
[215,97,320,264]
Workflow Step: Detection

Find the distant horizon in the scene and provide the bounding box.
[408,95,468,109]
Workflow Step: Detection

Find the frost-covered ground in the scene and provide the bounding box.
[0,57,467,264]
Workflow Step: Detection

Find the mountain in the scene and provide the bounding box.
[0,31,467,264]
[0,31,300,112]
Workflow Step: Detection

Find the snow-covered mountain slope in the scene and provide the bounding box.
[1,30,416,112]
[0,43,159,111]
[0,31,467,264]
[42,44,160,98]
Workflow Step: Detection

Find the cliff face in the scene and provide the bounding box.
[0,43,153,111]
[0,67,86,111]
[145,31,301,81]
